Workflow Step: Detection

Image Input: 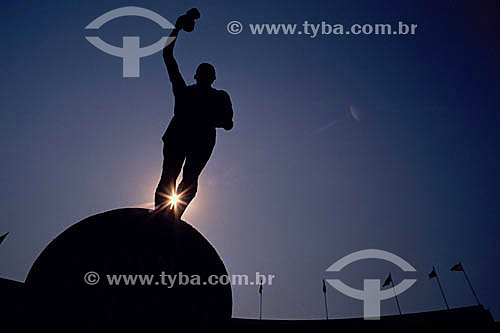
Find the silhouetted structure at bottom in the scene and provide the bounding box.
[0,209,497,328]
[23,208,232,328]
[229,306,495,329]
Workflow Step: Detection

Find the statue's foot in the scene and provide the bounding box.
[152,205,175,221]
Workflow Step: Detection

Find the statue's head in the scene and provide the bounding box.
[194,63,216,87]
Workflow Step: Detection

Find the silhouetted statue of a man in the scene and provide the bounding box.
[155,10,233,220]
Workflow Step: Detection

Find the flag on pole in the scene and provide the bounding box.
[428,266,450,309]
[0,232,8,246]
[258,281,263,320]
[322,279,329,320]
[382,272,402,315]
[451,263,464,272]
[428,267,437,279]
[451,262,481,306]
[382,273,392,287]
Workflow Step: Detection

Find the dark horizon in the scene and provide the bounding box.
[1,0,499,320]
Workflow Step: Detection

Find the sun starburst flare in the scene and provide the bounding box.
[166,192,186,209]
[155,186,188,213]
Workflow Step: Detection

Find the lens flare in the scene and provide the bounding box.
[168,193,180,209]
[349,104,361,122]
[155,186,188,216]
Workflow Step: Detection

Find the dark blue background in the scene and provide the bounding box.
[1,0,499,320]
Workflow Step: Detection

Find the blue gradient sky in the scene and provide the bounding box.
[1,0,499,320]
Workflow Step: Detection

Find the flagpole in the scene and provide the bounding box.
[324,293,329,320]
[323,280,329,320]
[324,294,328,320]
[259,293,262,320]
[461,264,481,306]
[390,279,402,315]
[259,284,263,320]
[435,274,450,310]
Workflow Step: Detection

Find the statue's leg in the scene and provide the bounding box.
[175,136,215,219]
[155,139,185,211]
